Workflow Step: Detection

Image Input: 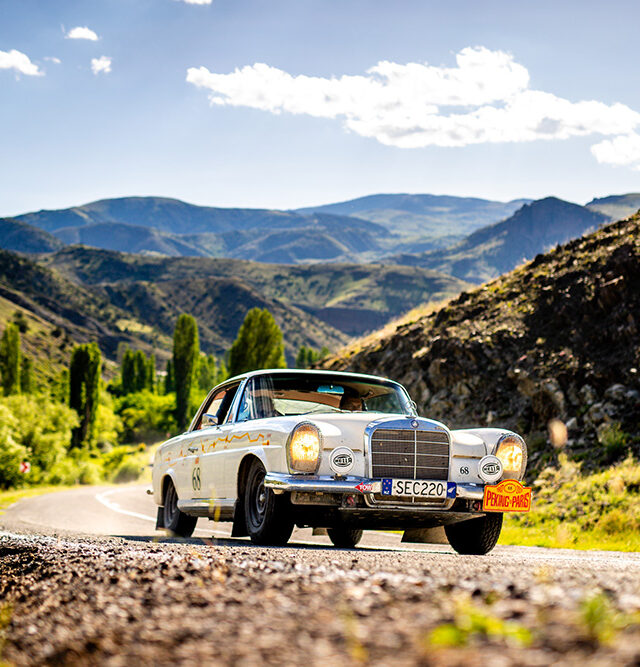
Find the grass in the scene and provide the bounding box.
[500,453,640,552]
[425,595,532,648]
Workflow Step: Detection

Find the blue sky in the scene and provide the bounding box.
[1,0,640,216]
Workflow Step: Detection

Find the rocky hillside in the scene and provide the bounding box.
[323,211,640,471]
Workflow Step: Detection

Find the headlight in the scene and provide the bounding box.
[287,423,321,474]
[495,433,527,479]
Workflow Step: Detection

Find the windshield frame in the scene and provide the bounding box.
[233,371,415,422]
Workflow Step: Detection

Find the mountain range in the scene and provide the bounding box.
[0,193,535,264]
[387,197,610,282]
[298,193,530,249]
[3,192,632,271]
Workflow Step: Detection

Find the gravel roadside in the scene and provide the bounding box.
[1,530,640,666]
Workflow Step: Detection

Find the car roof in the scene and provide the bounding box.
[223,368,401,386]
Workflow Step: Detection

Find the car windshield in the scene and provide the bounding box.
[235,373,413,421]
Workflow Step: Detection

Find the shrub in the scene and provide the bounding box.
[116,391,176,442]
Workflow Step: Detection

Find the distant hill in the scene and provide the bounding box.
[386,197,609,282]
[11,196,393,263]
[54,222,208,257]
[42,246,471,339]
[0,218,64,254]
[322,211,640,469]
[0,248,349,366]
[298,193,530,244]
[586,193,640,221]
[0,248,162,381]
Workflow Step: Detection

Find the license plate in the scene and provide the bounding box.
[381,479,456,499]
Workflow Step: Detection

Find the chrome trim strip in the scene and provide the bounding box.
[177,498,235,518]
[455,484,484,500]
[265,473,378,494]
[363,496,457,511]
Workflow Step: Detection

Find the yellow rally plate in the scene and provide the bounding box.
[482,479,532,513]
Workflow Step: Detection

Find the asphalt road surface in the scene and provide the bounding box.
[2,486,640,665]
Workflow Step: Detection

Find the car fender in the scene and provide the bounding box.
[451,427,520,454]
[158,467,179,504]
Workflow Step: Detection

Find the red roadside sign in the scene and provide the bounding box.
[20,461,31,474]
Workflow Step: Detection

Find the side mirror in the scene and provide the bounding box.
[202,413,219,428]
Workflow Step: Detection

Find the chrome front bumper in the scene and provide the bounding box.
[264,472,485,500]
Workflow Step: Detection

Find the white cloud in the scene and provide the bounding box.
[186,47,640,166]
[44,56,61,64]
[0,49,43,76]
[91,56,111,75]
[179,0,213,4]
[66,26,99,41]
[591,134,640,170]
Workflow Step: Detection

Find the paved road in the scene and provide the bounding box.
[3,484,640,567]
[2,486,640,665]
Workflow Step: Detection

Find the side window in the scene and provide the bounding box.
[195,384,239,429]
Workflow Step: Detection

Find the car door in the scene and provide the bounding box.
[223,376,274,499]
[190,382,241,502]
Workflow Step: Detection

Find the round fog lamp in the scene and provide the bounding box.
[478,455,503,483]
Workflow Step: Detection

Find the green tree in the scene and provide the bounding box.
[12,310,29,334]
[173,314,199,431]
[228,308,286,376]
[295,345,329,369]
[69,342,102,449]
[52,368,69,404]
[295,345,308,369]
[198,354,217,390]
[20,356,34,394]
[0,323,21,396]
[133,350,147,392]
[164,358,175,394]
[216,358,228,385]
[146,353,156,392]
[121,348,136,395]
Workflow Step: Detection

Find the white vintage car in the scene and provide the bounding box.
[152,369,530,554]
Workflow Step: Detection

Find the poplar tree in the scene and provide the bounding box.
[133,350,147,392]
[121,348,135,395]
[69,342,102,449]
[228,308,286,376]
[164,358,175,394]
[0,323,21,395]
[198,354,217,390]
[173,314,199,431]
[146,353,156,392]
[20,356,34,394]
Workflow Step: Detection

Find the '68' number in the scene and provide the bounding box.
[192,466,201,491]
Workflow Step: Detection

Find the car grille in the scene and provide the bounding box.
[370,427,450,481]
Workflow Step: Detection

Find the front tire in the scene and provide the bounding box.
[244,461,293,546]
[163,480,197,538]
[327,526,363,548]
[445,513,503,555]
